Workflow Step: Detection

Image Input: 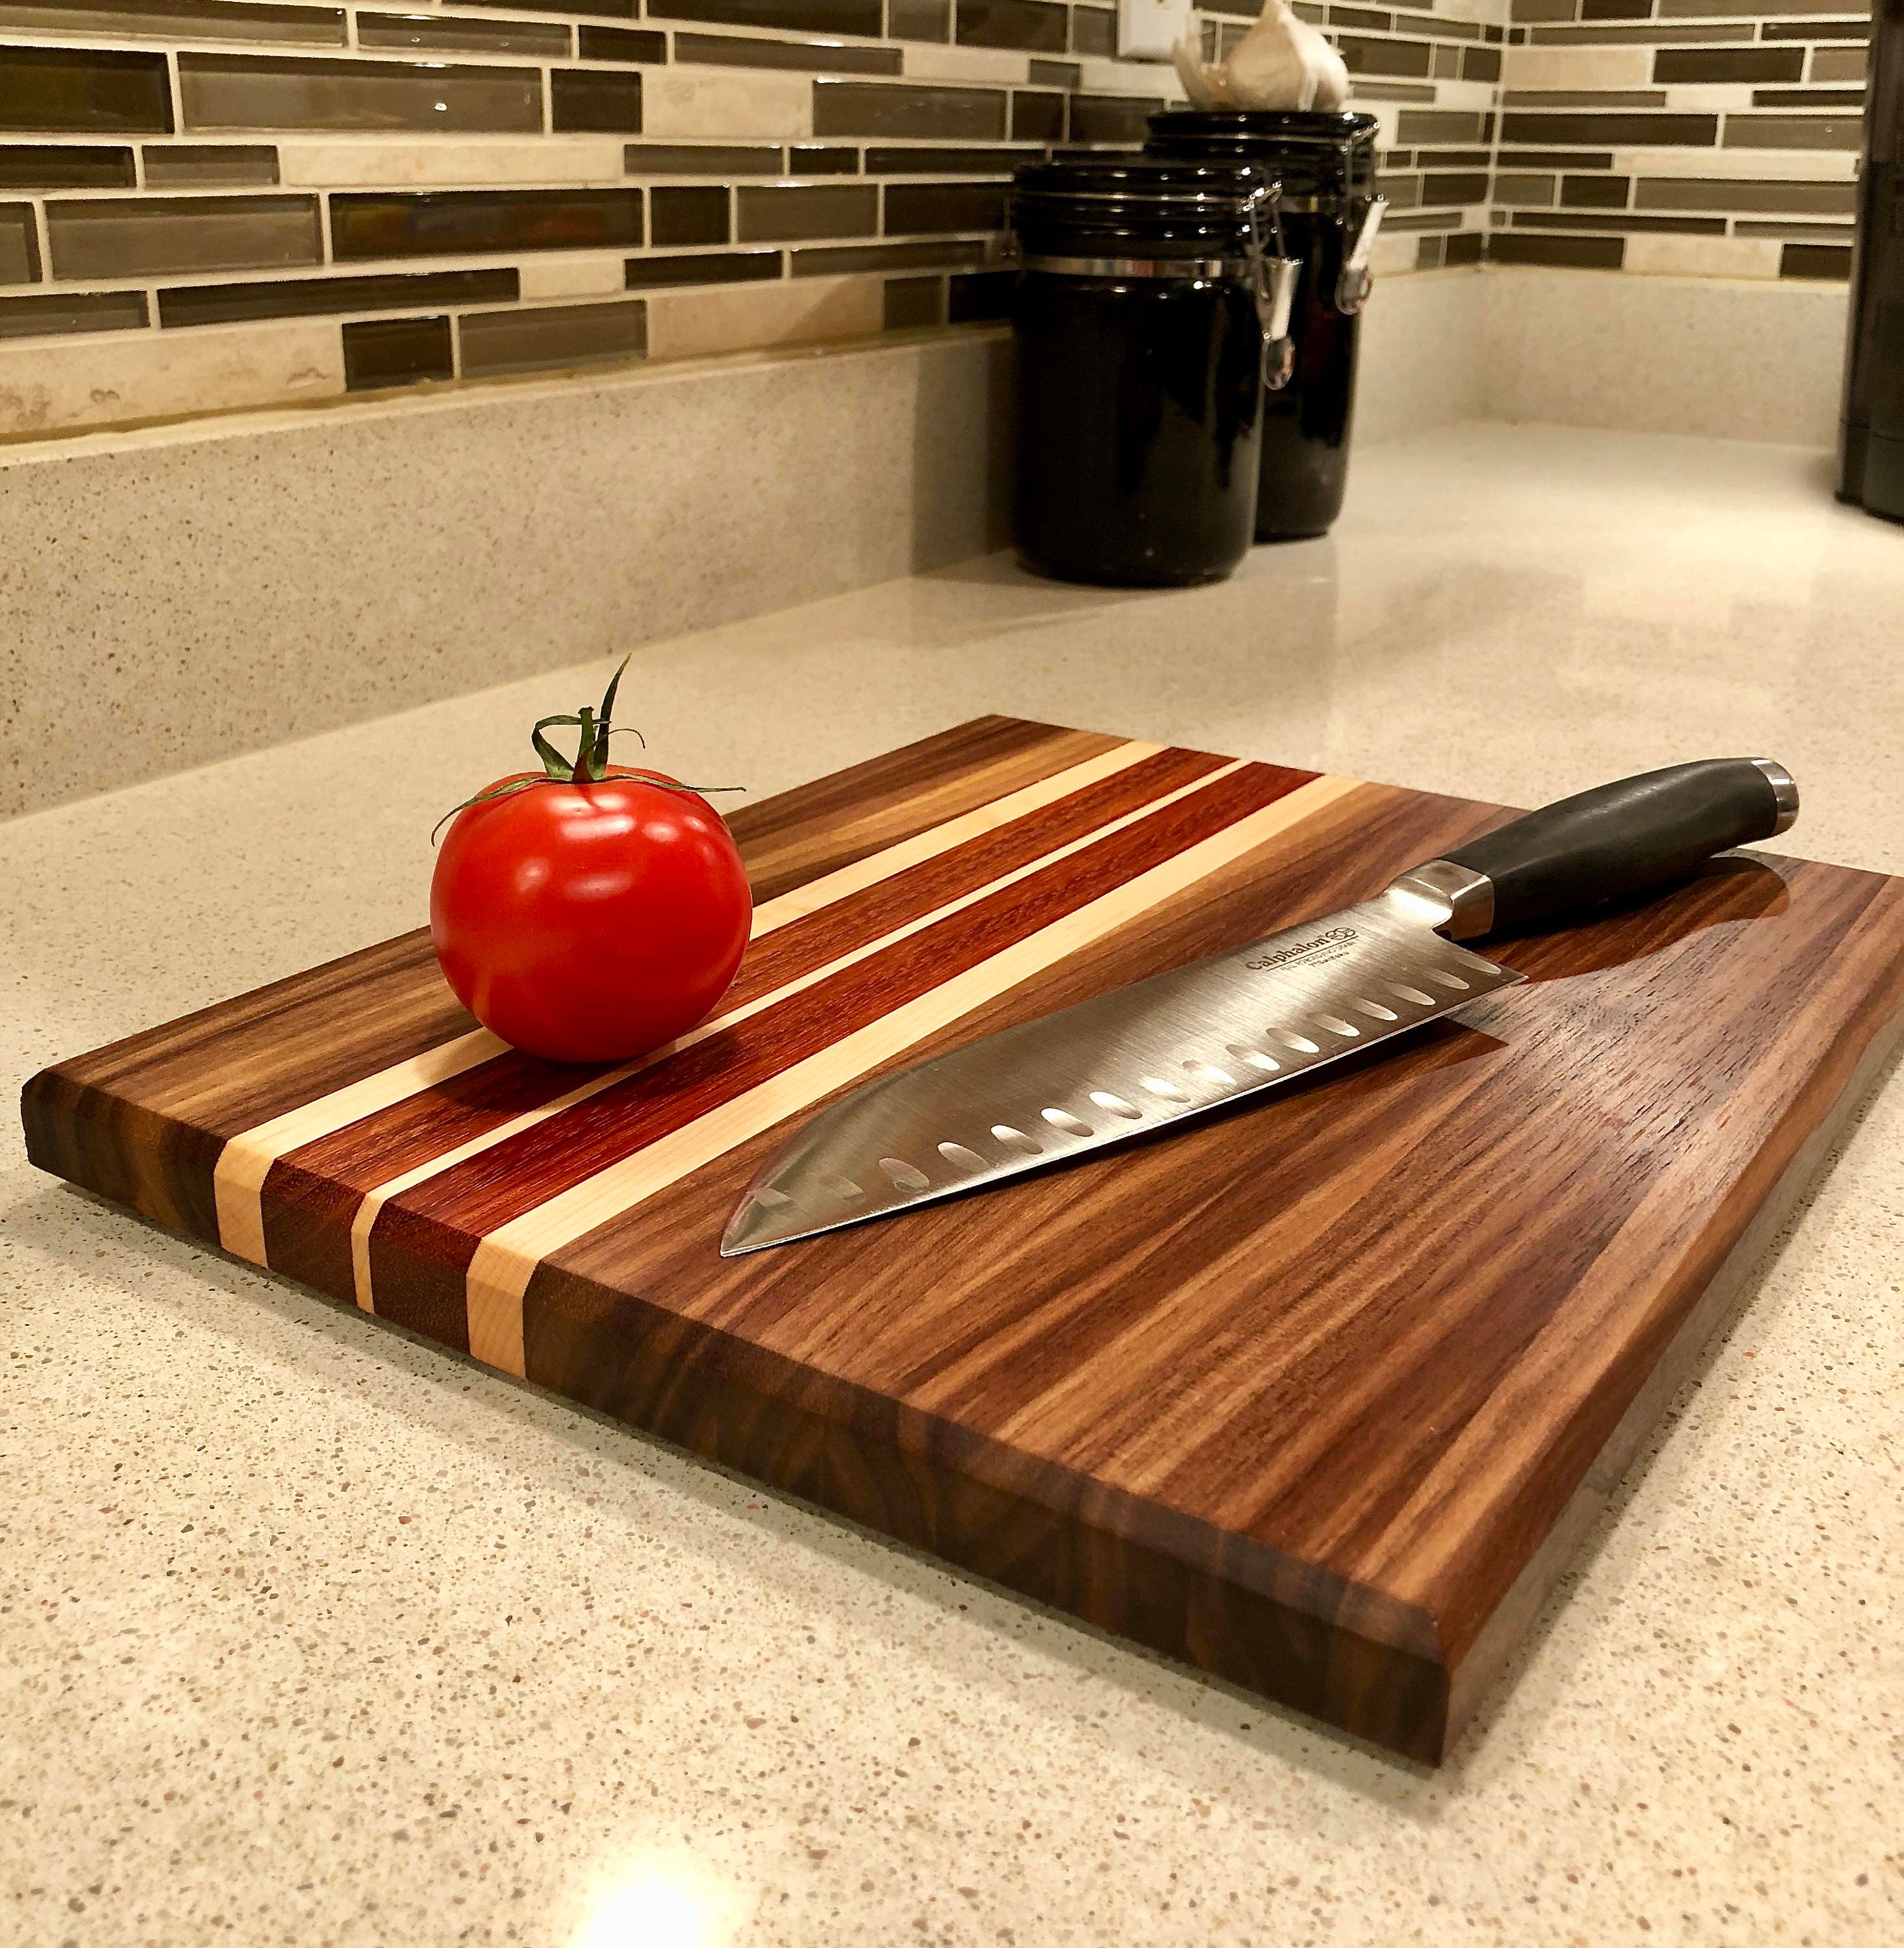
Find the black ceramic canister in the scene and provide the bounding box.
[1008,157,1279,587]
[1146,110,1382,541]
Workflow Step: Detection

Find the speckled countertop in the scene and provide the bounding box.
[4,424,1901,1947]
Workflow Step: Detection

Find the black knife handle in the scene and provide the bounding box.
[1444,758,1797,938]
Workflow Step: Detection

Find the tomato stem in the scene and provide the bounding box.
[431,655,744,845]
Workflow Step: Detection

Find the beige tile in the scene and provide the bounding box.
[902,43,1031,85]
[0,317,342,439]
[516,251,631,301]
[1614,144,1857,180]
[1502,45,1655,91]
[277,138,625,188]
[644,272,882,361]
[641,68,812,141]
[1623,232,1783,279]
[1662,82,1755,111]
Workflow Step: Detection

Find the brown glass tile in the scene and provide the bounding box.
[1488,231,1624,268]
[1462,46,1502,82]
[342,312,451,390]
[1027,56,1079,85]
[1559,173,1630,208]
[1070,6,1114,55]
[1353,81,1435,103]
[1503,89,1666,106]
[1338,34,1431,77]
[1378,172,1421,210]
[459,297,646,376]
[1068,95,1162,144]
[0,286,145,337]
[1653,47,1801,84]
[1511,0,1574,14]
[1397,110,1488,144]
[1781,241,1851,279]
[142,143,277,186]
[179,55,541,134]
[1722,113,1862,149]
[458,0,631,14]
[0,142,132,187]
[651,183,729,245]
[813,79,1008,140]
[883,272,944,327]
[158,266,516,327]
[624,245,779,287]
[866,144,1023,173]
[1492,171,1556,206]
[1,199,36,282]
[1810,48,1867,84]
[1422,171,1489,205]
[577,26,665,60]
[0,45,171,134]
[45,193,320,277]
[1635,177,1854,216]
[1444,231,1483,267]
[552,69,644,133]
[359,12,572,57]
[1499,110,1716,144]
[1515,209,1722,232]
[789,236,985,273]
[889,0,950,38]
[788,144,857,173]
[1530,21,1752,41]
[1497,148,1614,168]
[675,32,899,74]
[736,181,876,241]
[332,189,643,260]
[1660,0,1851,12]
[1332,6,1392,29]
[1414,234,1445,269]
[625,142,782,174]
[1010,89,1064,142]
[947,265,1010,320]
[884,180,1006,233]
[1755,88,1866,108]
[649,0,881,34]
[1736,219,1853,240]
[0,0,343,43]
[1760,19,1864,40]
[956,0,1066,53]
[1581,0,1648,16]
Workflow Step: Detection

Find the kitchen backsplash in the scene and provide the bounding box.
[0,0,1866,436]
[1494,0,1868,281]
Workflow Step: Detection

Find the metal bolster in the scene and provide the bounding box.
[1385,860,1496,942]
[1751,758,1800,836]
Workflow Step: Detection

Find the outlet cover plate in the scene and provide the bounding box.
[1117,0,1194,63]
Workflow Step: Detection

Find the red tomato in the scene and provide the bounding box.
[431,764,752,1065]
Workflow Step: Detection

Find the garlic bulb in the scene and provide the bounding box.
[1173,0,1351,114]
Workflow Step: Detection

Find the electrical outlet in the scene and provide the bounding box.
[1116,0,1194,63]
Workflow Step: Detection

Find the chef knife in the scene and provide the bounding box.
[720,758,1799,1256]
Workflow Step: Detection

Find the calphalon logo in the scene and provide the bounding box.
[1244,927,1358,972]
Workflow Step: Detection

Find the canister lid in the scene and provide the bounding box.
[1009,156,1279,255]
[1146,110,1380,200]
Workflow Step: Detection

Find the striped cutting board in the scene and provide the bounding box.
[24,718,1904,1762]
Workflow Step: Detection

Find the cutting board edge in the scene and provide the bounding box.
[1441,991,1904,1755]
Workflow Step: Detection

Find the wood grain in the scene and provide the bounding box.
[22,717,1904,1762]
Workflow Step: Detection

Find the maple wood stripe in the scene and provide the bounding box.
[462,773,1363,1375]
[221,736,1168,1271]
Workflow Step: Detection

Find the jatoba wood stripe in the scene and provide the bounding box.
[231,736,1173,1277]
[463,773,1366,1376]
[371,762,1310,1277]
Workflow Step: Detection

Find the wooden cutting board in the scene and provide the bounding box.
[24,718,1904,1762]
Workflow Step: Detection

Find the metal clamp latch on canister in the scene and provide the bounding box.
[1244,186,1302,392]
[1336,195,1387,315]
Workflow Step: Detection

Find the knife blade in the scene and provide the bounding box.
[720,757,1799,1256]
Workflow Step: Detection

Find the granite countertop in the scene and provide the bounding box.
[4,424,1899,1946]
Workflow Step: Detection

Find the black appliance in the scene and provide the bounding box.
[1840,0,1904,521]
